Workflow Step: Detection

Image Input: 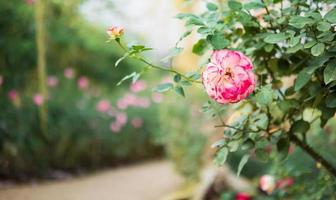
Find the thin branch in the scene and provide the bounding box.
[289,133,336,177]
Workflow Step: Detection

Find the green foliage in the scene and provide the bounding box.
[112,0,336,196]
[0,0,162,179]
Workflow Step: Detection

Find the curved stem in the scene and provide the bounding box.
[289,133,336,177]
[114,40,202,84]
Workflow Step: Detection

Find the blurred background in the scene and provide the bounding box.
[1,0,336,200]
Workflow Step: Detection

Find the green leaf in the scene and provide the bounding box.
[277,138,290,160]
[206,2,218,11]
[288,36,300,47]
[317,21,331,32]
[326,93,336,108]
[244,2,264,10]
[214,147,229,166]
[173,74,181,83]
[255,85,273,106]
[154,83,174,93]
[277,99,299,113]
[186,72,201,80]
[209,33,230,50]
[228,0,242,11]
[311,43,325,57]
[255,148,268,162]
[117,72,138,86]
[324,59,336,84]
[287,43,302,53]
[241,139,254,150]
[289,16,314,28]
[294,69,311,91]
[115,52,129,67]
[174,86,185,97]
[192,39,208,55]
[211,139,226,148]
[317,32,335,43]
[325,8,336,23]
[264,33,288,44]
[304,40,316,49]
[291,120,310,134]
[237,154,249,176]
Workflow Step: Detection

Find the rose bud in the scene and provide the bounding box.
[107,26,125,39]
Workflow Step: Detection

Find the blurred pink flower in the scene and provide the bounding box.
[96,99,111,113]
[78,76,89,90]
[202,50,255,104]
[64,68,74,79]
[117,98,128,110]
[47,76,58,87]
[25,0,34,5]
[151,92,163,103]
[33,94,44,106]
[116,112,127,125]
[8,90,18,102]
[107,26,125,39]
[135,97,150,108]
[276,177,294,189]
[110,122,121,133]
[0,75,3,87]
[235,192,251,200]
[130,80,147,93]
[131,117,143,128]
[259,175,276,194]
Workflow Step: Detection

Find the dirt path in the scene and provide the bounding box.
[0,160,183,200]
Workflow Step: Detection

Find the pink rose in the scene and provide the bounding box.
[130,80,147,93]
[33,94,44,106]
[64,68,74,79]
[47,76,58,87]
[131,117,143,128]
[259,175,276,194]
[235,192,251,200]
[202,50,255,104]
[8,90,18,102]
[77,76,89,90]
[96,99,111,113]
[107,26,124,39]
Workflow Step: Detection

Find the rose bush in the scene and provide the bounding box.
[110,0,336,198]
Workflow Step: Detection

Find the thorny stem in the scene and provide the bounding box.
[261,0,275,28]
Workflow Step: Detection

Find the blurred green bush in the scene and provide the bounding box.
[0,0,163,179]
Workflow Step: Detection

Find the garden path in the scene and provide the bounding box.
[0,160,183,200]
